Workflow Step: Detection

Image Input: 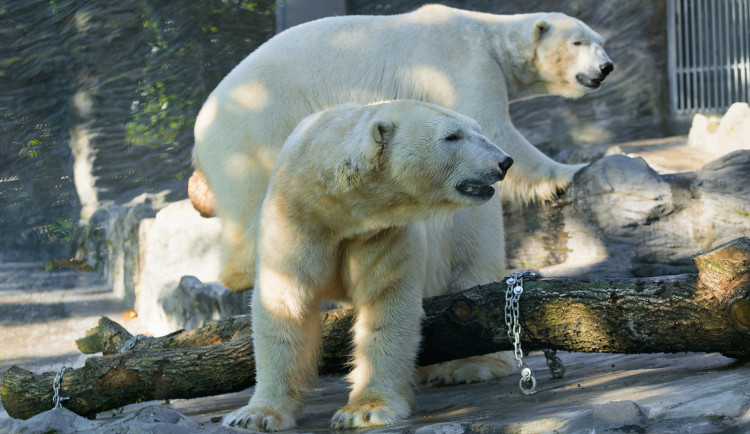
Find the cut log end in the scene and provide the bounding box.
[693,237,750,285]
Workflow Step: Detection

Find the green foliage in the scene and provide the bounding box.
[125,0,275,177]
[18,123,55,160]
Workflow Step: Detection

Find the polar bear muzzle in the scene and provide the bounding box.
[456,155,514,201]
[576,60,614,89]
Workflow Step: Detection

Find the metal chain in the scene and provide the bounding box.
[544,349,566,379]
[505,271,567,396]
[52,366,71,408]
[504,271,537,395]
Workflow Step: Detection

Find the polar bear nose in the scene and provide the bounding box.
[599,62,614,77]
[499,156,514,177]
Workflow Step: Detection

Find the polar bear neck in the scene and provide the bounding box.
[408,5,553,102]
[479,12,556,102]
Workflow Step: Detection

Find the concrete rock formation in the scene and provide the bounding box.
[688,102,750,156]
[505,150,750,277]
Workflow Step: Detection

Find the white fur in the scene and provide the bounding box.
[193,4,610,292]
[222,101,513,431]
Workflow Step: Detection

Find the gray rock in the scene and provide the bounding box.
[414,422,470,434]
[688,102,750,156]
[159,275,249,332]
[9,407,101,434]
[135,200,225,335]
[505,151,750,277]
[95,406,202,433]
[75,202,157,304]
[566,400,647,433]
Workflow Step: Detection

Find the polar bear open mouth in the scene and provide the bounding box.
[576,73,604,89]
[456,179,496,200]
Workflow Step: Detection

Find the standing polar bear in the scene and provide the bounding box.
[223,100,514,431]
[193,3,613,397]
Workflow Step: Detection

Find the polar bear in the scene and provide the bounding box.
[222,100,514,431]
[193,5,613,385]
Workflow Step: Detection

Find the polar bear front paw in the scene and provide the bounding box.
[222,404,295,432]
[330,401,401,429]
[426,352,515,387]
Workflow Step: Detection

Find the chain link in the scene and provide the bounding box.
[52,366,71,408]
[544,349,566,379]
[504,271,537,395]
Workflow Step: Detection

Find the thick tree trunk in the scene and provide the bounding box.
[2,238,749,420]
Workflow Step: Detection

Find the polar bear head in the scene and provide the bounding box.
[529,12,613,99]
[286,100,513,225]
[370,101,513,210]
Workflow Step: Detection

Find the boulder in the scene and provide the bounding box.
[687,102,750,156]
[74,202,156,304]
[134,200,226,335]
[1,407,99,434]
[158,275,249,333]
[505,151,750,277]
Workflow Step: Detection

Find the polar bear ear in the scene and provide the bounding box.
[370,119,395,146]
[533,19,550,40]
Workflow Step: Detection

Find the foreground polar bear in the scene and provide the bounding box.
[223,100,514,431]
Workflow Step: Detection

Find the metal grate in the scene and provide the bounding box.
[667,0,750,115]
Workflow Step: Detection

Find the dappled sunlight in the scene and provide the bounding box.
[224,153,257,180]
[329,27,369,50]
[193,97,217,142]
[428,406,481,420]
[230,81,270,110]
[539,218,610,277]
[399,65,457,107]
[69,124,99,221]
[541,301,613,351]
[564,110,615,144]
[257,269,311,322]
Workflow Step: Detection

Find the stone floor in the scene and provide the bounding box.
[613,135,707,174]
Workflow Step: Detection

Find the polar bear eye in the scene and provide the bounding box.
[445,133,461,141]
[573,41,583,46]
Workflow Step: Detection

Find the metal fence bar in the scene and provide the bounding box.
[726,0,733,108]
[718,0,724,109]
[668,0,750,115]
[743,0,748,102]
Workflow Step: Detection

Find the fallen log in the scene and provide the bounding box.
[2,238,749,420]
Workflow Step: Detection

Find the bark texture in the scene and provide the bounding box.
[2,238,749,420]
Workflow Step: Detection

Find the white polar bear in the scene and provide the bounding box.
[222,100,514,431]
[193,5,612,385]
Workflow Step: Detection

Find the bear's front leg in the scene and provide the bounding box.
[223,268,322,432]
[332,226,425,429]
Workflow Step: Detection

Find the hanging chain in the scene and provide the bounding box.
[504,271,537,395]
[544,349,566,379]
[505,271,567,395]
[52,366,71,408]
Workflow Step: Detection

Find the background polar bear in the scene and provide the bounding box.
[193,5,613,384]
[223,100,514,431]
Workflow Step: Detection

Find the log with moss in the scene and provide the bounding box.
[2,238,749,420]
